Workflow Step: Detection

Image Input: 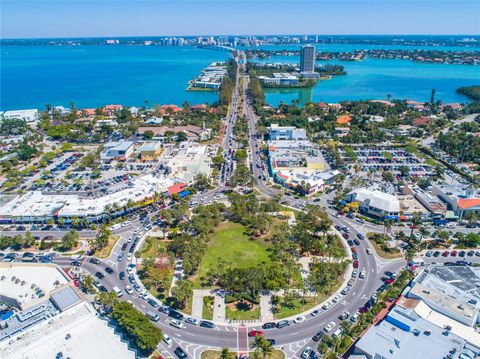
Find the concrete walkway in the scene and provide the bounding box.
[213,294,226,323]
[192,289,211,319]
[260,294,274,322]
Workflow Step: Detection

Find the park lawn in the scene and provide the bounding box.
[226,300,260,320]
[202,296,214,320]
[193,222,272,288]
[95,235,120,259]
[202,350,284,359]
[139,237,169,259]
[274,295,326,320]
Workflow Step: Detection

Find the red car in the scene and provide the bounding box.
[442,251,449,257]
[451,251,457,257]
[353,260,359,268]
[385,278,394,284]
[248,330,263,337]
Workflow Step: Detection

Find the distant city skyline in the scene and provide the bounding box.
[1,0,479,39]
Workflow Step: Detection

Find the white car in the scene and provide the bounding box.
[324,321,336,332]
[125,285,133,295]
[170,319,185,329]
[322,301,333,310]
[332,294,343,303]
[162,334,173,346]
[359,270,366,279]
[127,253,132,261]
[366,248,372,255]
[301,347,313,359]
[293,316,305,324]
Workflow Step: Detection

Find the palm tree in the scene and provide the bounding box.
[383,219,394,235]
[220,347,231,359]
[260,338,274,359]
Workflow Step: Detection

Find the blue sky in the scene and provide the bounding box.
[1,1,479,38]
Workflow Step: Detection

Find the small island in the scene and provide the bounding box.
[456,85,480,101]
[247,62,346,89]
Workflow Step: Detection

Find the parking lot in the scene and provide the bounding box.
[339,147,433,178]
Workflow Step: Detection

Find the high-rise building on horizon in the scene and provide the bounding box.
[300,44,315,73]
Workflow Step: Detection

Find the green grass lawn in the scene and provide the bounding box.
[274,296,324,320]
[140,237,169,259]
[202,296,214,320]
[193,222,272,288]
[226,302,261,321]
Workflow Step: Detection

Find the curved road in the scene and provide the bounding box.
[51,52,405,359]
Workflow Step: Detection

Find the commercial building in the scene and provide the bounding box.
[300,45,316,73]
[345,188,400,219]
[138,141,163,161]
[268,124,307,141]
[432,183,480,221]
[266,127,339,195]
[0,263,135,359]
[1,109,39,124]
[163,142,213,184]
[353,264,480,359]
[258,73,300,86]
[190,62,227,90]
[100,140,134,161]
[403,185,448,219]
[0,174,176,223]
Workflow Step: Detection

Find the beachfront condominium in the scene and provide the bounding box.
[300,44,315,73]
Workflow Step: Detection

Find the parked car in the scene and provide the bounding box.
[312,331,324,342]
[276,320,291,329]
[324,322,336,332]
[199,321,215,329]
[262,322,276,330]
[89,257,100,264]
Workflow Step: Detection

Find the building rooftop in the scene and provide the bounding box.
[0,302,135,359]
[0,263,70,310]
[348,188,400,213]
[355,302,479,359]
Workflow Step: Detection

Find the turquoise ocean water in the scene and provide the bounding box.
[1,43,479,110]
[1,45,228,110]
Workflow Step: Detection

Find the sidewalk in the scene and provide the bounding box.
[213,294,226,322]
[191,289,211,319]
[260,294,273,322]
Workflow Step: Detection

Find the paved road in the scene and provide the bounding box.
[4,52,406,358]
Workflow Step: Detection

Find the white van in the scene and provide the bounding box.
[112,286,123,298]
[70,255,83,261]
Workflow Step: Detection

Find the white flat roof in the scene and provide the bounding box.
[0,302,135,359]
[0,263,70,309]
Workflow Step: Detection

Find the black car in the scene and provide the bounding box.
[95,271,105,279]
[169,310,184,320]
[89,257,100,264]
[347,240,354,246]
[266,339,276,345]
[98,285,108,292]
[121,243,128,251]
[105,267,114,274]
[459,251,466,257]
[312,331,324,342]
[119,271,125,280]
[276,320,290,329]
[199,321,215,329]
[354,239,361,246]
[174,347,188,359]
[262,322,276,330]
